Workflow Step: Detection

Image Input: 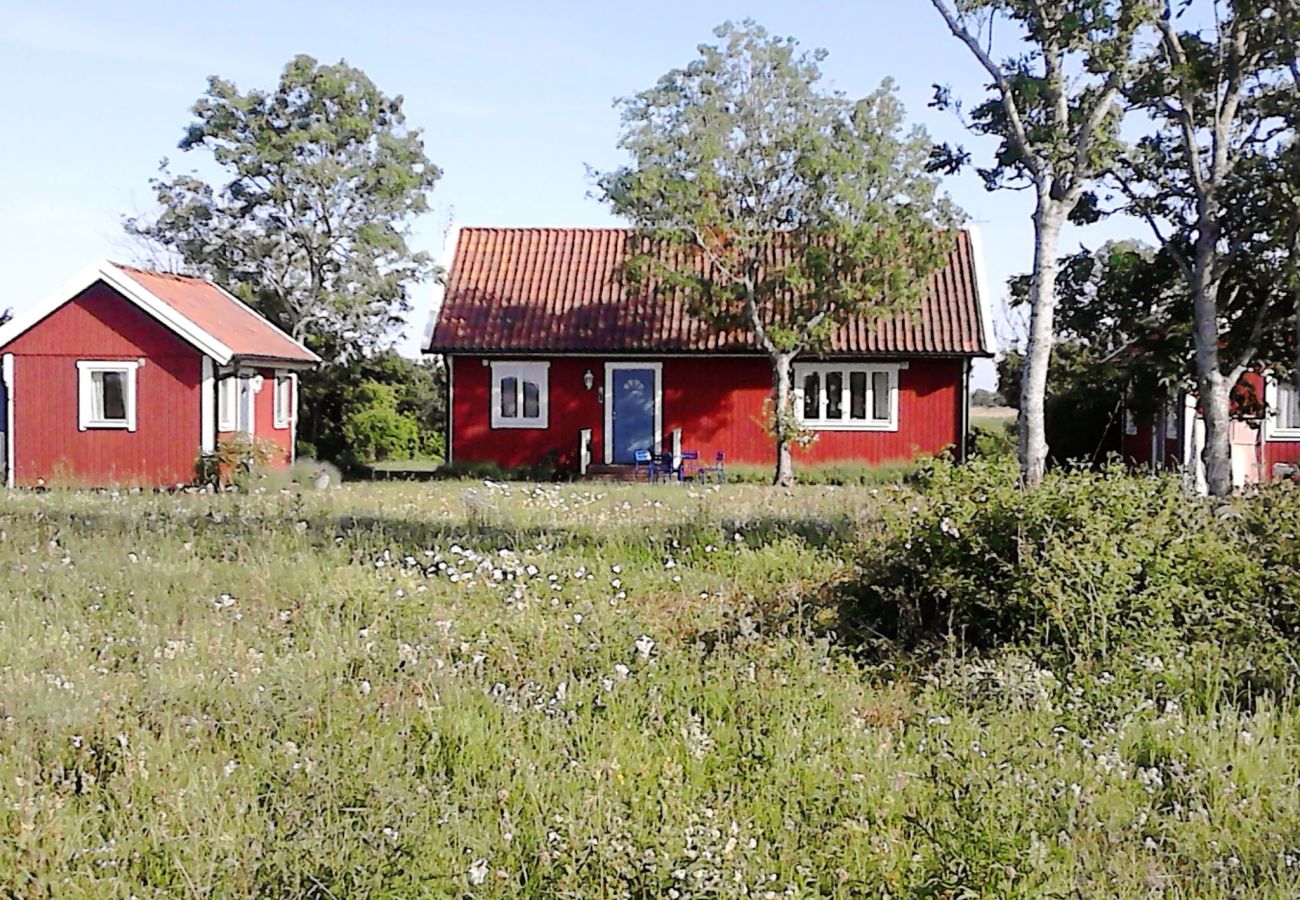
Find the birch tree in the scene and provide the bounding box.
[928,0,1151,485]
[1116,0,1297,496]
[596,21,957,486]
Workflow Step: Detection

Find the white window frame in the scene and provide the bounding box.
[793,362,902,432]
[1264,375,1300,441]
[77,360,141,431]
[490,361,549,429]
[273,370,292,429]
[216,371,239,432]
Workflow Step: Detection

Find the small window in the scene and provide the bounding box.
[217,374,239,432]
[490,362,549,429]
[1268,378,1300,440]
[273,372,292,429]
[1123,407,1138,436]
[1164,403,1180,440]
[77,361,140,431]
[793,363,900,431]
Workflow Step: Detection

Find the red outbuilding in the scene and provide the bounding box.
[426,227,995,476]
[1122,370,1300,491]
[0,261,320,488]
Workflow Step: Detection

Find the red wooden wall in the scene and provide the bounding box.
[450,354,964,472]
[1,284,202,487]
[217,366,293,466]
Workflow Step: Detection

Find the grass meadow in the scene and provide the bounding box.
[2,476,1299,897]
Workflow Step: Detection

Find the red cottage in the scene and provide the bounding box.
[0,261,320,488]
[426,227,994,476]
[1122,371,1300,491]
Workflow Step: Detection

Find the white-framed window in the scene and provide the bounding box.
[490,361,549,429]
[273,371,292,429]
[1123,407,1138,436]
[1164,402,1180,440]
[217,373,239,432]
[1266,376,1300,441]
[77,360,140,431]
[793,362,901,431]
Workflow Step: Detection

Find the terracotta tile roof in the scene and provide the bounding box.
[112,264,319,364]
[428,227,991,356]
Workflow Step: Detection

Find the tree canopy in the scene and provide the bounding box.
[126,54,441,363]
[596,21,958,485]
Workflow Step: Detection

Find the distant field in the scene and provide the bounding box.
[2,480,1296,896]
[971,404,1016,425]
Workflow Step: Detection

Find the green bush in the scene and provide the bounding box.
[840,458,1299,686]
[723,459,923,485]
[340,381,424,463]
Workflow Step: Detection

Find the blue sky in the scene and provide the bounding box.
[0,0,1139,389]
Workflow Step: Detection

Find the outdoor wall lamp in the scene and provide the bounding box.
[583,369,594,390]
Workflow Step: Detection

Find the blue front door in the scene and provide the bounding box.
[610,367,656,464]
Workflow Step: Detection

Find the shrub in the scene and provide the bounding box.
[340,381,423,463]
[196,435,283,487]
[840,458,1297,685]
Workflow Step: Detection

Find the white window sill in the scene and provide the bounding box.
[1266,428,1300,442]
[798,420,898,432]
[82,420,133,430]
[491,419,548,430]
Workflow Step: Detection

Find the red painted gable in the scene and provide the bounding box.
[2,283,202,486]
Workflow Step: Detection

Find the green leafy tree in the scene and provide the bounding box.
[1112,0,1298,495]
[928,0,1151,486]
[595,21,957,486]
[299,352,446,464]
[126,54,441,362]
[341,381,423,464]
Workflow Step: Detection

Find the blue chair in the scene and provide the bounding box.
[698,451,726,484]
[678,450,701,482]
[633,448,654,480]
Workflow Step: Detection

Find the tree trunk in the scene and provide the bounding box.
[1018,195,1065,487]
[772,352,796,487]
[1188,213,1235,497]
[1198,369,1234,496]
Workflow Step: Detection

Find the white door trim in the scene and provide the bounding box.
[603,361,663,465]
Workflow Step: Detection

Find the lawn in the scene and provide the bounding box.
[2,479,1298,897]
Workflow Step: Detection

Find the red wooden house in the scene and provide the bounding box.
[1122,371,1300,491]
[0,261,320,488]
[426,227,994,476]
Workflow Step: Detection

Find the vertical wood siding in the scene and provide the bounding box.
[451,354,964,473]
[1,284,201,487]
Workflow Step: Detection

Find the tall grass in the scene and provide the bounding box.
[1,477,1298,896]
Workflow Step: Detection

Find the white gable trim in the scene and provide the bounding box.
[965,226,999,357]
[207,281,320,363]
[0,261,236,364]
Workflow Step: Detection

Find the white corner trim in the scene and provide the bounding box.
[603,361,664,465]
[489,360,550,429]
[424,224,461,354]
[200,357,216,454]
[289,372,299,462]
[446,355,455,465]
[3,353,13,488]
[76,359,141,432]
[1263,374,1300,442]
[965,226,999,357]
